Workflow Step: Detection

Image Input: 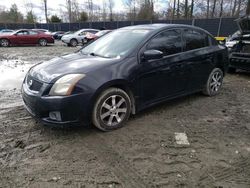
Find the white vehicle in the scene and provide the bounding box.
[61,29,99,47]
[226,31,250,49]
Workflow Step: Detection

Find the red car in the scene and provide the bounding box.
[82,30,111,45]
[0,29,54,47]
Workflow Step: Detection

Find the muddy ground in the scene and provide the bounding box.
[0,42,250,188]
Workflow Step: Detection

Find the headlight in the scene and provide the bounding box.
[49,74,85,96]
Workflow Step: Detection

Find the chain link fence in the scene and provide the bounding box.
[0,17,238,37]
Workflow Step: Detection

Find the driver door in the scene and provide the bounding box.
[136,29,189,106]
[15,30,30,44]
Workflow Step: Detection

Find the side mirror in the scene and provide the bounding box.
[143,50,163,61]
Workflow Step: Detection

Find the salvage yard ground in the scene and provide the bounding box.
[0,42,250,187]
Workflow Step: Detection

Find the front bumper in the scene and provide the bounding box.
[22,80,91,126]
[61,38,71,44]
[229,53,250,71]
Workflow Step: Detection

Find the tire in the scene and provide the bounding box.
[70,39,78,47]
[0,39,10,47]
[92,88,131,131]
[39,38,47,46]
[203,68,224,96]
[228,67,236,74]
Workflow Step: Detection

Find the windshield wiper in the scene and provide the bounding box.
[89,52,109,58]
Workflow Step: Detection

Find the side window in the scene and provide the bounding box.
[29,31,38,35]
[88,30,98,34]
[183,29,209,51]
[147,29,182,56]
[16,31,29,35]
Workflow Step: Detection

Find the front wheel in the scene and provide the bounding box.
[70,39,78,47]
[0,39,10,47]
[203,68,224,96]
[92,88,131,131]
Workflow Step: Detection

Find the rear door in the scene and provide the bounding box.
[182,29,215,91]
[28,30,39,44]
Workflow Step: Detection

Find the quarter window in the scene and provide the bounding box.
[183,29,209,51]
[147,29,183,56]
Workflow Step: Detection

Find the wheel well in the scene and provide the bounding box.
[70,38,78,42]
[215,53,225,75]
[0,38,10,43]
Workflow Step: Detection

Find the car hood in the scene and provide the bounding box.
[29,52,118,83]
[236,16,250,34]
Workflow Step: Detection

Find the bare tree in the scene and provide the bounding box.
[107,0,114,21]
[236,0,242,17]
[184,0,188,18]
[219,0,224,17]
[190,0,194,18]
[177,0,180,18]
[247,0,250,14]
[211,0,217,17]
[66,0,72,22]
[42,0,48,23]
[207,0,210,18]
[172,0,176,20]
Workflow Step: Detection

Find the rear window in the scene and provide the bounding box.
[183,29,209,51]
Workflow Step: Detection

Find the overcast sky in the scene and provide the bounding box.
[0,0,167,22]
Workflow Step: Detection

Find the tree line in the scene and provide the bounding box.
[0,0,249,24]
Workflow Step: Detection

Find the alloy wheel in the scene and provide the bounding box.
[209,71,222,93]
[39,39,47,46]
[100,95,127,127]
[1,39,9,47]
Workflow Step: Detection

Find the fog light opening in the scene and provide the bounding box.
[49,111,62,121]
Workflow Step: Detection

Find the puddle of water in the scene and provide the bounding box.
[0,59,32,90]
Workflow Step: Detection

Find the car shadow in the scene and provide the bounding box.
[37,92,204,135]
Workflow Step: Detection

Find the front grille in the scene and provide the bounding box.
[26,75,43,92]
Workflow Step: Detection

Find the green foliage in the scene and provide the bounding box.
[0,4,24,23]
[50,15,62,23]
[26,11,37,23]
[79,11,88,22]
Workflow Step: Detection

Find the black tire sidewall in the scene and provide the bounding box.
[204,68,223,96]
[70,39,77,47]
[92,88,131,131]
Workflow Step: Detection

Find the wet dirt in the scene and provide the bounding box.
[0,42,250,187]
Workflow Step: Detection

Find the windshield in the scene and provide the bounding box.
[81,29,150,58]
[96,30,109,37]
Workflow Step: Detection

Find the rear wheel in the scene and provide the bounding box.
[39,38,47,46]
[0,39,10,47]
[203,68,224,96]
[70,39,78,47]
[92,88,131,131]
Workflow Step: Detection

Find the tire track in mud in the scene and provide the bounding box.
[199,157,250,186]
[82,132,153,188]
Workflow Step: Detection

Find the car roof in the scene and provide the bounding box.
[119,23,212,36]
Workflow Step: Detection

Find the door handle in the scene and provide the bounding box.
[161,67,171,71]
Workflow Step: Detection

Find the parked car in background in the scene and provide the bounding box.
[0,29,14,34]
[61,29,99,46]
[32,29,51,35]
[82,30,111,45]
[226,30,250,49]
[22,24,228,131]
[52,31,65,40]
[0,29,54,47]
[227,16,250,72]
